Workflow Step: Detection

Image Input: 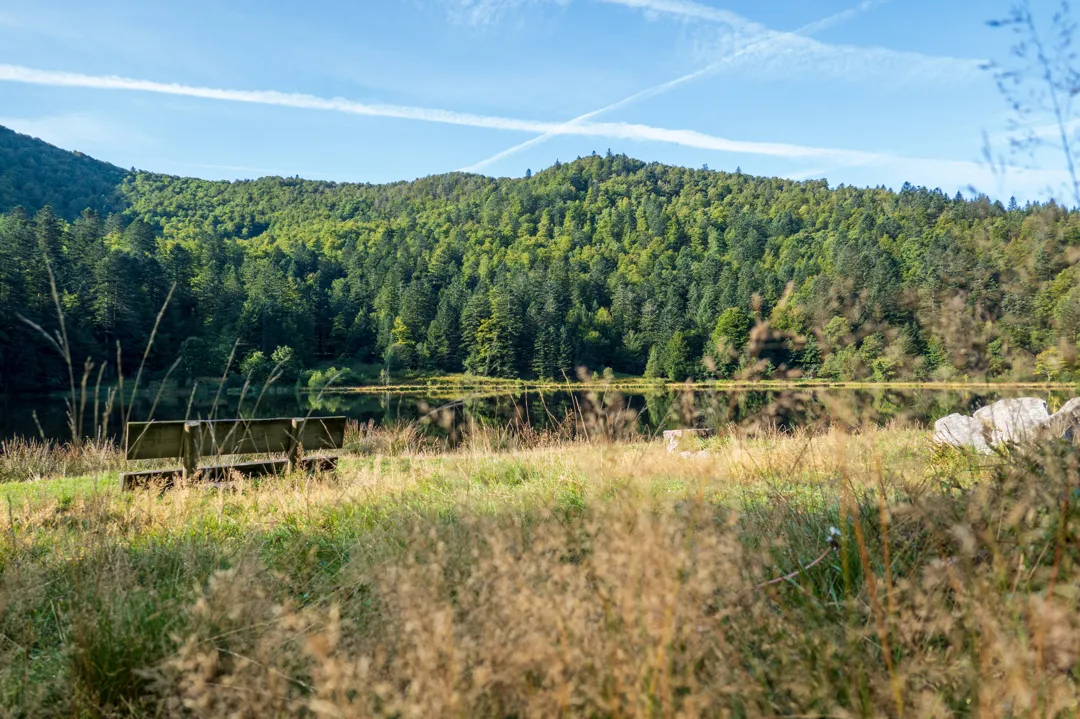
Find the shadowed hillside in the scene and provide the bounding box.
[0,124,128,219]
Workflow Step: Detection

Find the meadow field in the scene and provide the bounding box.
[1,419,1078,718]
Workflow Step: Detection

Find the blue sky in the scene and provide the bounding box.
[0,0,1069,201]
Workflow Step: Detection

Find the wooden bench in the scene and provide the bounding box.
[121,416,347,490]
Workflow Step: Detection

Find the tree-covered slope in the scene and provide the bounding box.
[0,124,128,219]
[3,140,1080,393]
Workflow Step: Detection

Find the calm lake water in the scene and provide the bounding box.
[3,384,1079,444]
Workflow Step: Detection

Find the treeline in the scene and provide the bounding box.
[3,142,1080,392]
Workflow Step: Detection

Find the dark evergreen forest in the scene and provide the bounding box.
[3,123,1078,392]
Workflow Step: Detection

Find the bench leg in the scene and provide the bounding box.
[288,418,302,474]
[182,421,201,482]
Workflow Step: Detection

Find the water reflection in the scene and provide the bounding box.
[2,384,1077,444]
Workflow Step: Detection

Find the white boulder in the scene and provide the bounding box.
[934,397,1080,452]
[971,398,1051,444]
[933,413,992,454]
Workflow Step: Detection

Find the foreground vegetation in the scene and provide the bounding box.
[1,421,1078,717]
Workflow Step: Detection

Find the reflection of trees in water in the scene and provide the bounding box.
[305,393,349,414]
[629,387,1044,435]
[535,393,575,428]
[460,396,503,427]
[643,390,677,431]
[669,389,816,433]
[9,386,1080,442]
[869,390,907,425]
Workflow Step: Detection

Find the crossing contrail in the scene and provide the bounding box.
[459,0,893,172]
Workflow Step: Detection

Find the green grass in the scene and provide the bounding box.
[0,473,116,507]
[1,429,1078,716]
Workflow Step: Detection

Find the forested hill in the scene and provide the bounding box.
[0,125,128,219]
[3,132,1080,393]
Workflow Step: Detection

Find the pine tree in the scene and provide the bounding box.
[712,307,751,354]
[385,315,415,371]
[469,314,515,378]
[532,326,558,379]
[664,331,693,381]
[644,345,663,379]
[460,284,490,357]
[558,326,574,379]
[426,292,462,371]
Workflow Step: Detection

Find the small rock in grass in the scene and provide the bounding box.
[663,428,716,454]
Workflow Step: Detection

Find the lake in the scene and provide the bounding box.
[2,382,1078,444]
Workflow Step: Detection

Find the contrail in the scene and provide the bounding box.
[0,64,554,134]
[459,0,889,173]
[0,60,1059,197]
[0,62,881,163]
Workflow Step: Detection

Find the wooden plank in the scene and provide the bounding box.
[120,455,339,490]
[126,421,185,460]
[194,416,346,457]
[125,416,346,460]
[295,416,347,452]
[194,418,295,457]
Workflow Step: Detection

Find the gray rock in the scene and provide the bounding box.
[933,413,992,454]
[972,398,1050,444]
[1048,397,1080,440]
[933,396,1080,452]
[663,428,716,454]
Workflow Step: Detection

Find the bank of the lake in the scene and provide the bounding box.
[6,377,1080,444]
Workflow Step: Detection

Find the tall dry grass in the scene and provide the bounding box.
[0,427,1077,717]
[0,437,123,483]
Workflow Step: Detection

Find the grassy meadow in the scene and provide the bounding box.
[1,417,1078,718]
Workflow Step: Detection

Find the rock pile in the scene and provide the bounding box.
[933,397,1080,454]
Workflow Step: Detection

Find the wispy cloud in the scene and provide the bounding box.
[594,0,980,82]
[461,0,895,172]
[438,0,978,88]
[439,0,569,26]
[447,0,980,81]
[0,63,908,167]
[0,63,872,161]
[594,0,749,26]
[443,0,884,31]
[3,63,1037,198]
[597,0,885,30]
[0,64,557,133]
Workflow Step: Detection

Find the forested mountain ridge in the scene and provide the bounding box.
[3,127,1080,393]
[0,125,128,219]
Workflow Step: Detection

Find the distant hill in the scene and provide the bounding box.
[0,124,128,219]
[1,130,1079,395]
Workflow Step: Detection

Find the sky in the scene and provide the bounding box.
[0,0,1071,201]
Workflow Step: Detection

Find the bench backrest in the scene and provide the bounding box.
[126,416,347,461]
